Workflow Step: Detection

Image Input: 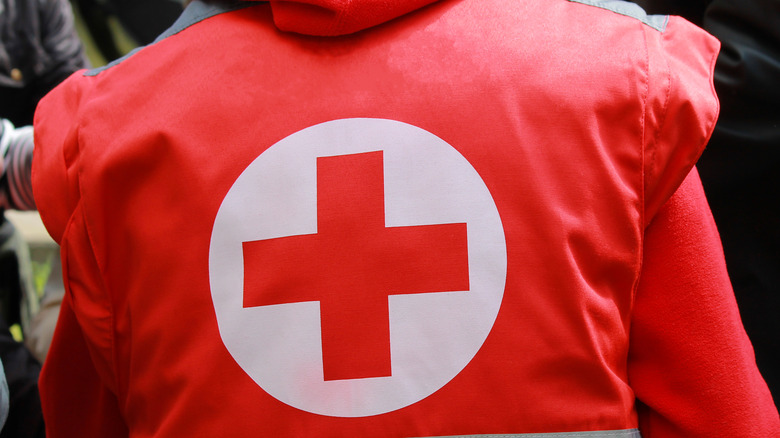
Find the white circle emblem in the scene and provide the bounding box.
[209,118,506,417]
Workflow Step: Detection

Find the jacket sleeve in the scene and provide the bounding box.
[628,168,779,437]
[694,0,780,403]
[33,73,127,437]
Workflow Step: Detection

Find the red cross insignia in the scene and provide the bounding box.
[209,118,506,417]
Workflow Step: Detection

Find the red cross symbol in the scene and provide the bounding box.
[242,151,470,381]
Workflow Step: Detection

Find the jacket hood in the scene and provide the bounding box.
[244,0,441,36]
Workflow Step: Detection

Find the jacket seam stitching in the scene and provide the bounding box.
[633,21,651,327]
[73,106,125,411]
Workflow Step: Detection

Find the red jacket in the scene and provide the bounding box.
[32,0,778,437]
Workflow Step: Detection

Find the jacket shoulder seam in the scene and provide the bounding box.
[567,0,669,32]
[83,0,254,77]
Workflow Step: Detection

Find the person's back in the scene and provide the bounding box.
[32,0,779,436]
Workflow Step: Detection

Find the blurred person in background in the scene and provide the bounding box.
[0,0,89,436]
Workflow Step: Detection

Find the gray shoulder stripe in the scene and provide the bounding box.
[568,0,668,32]
[84,0,257,77]
[151,0,256,44]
